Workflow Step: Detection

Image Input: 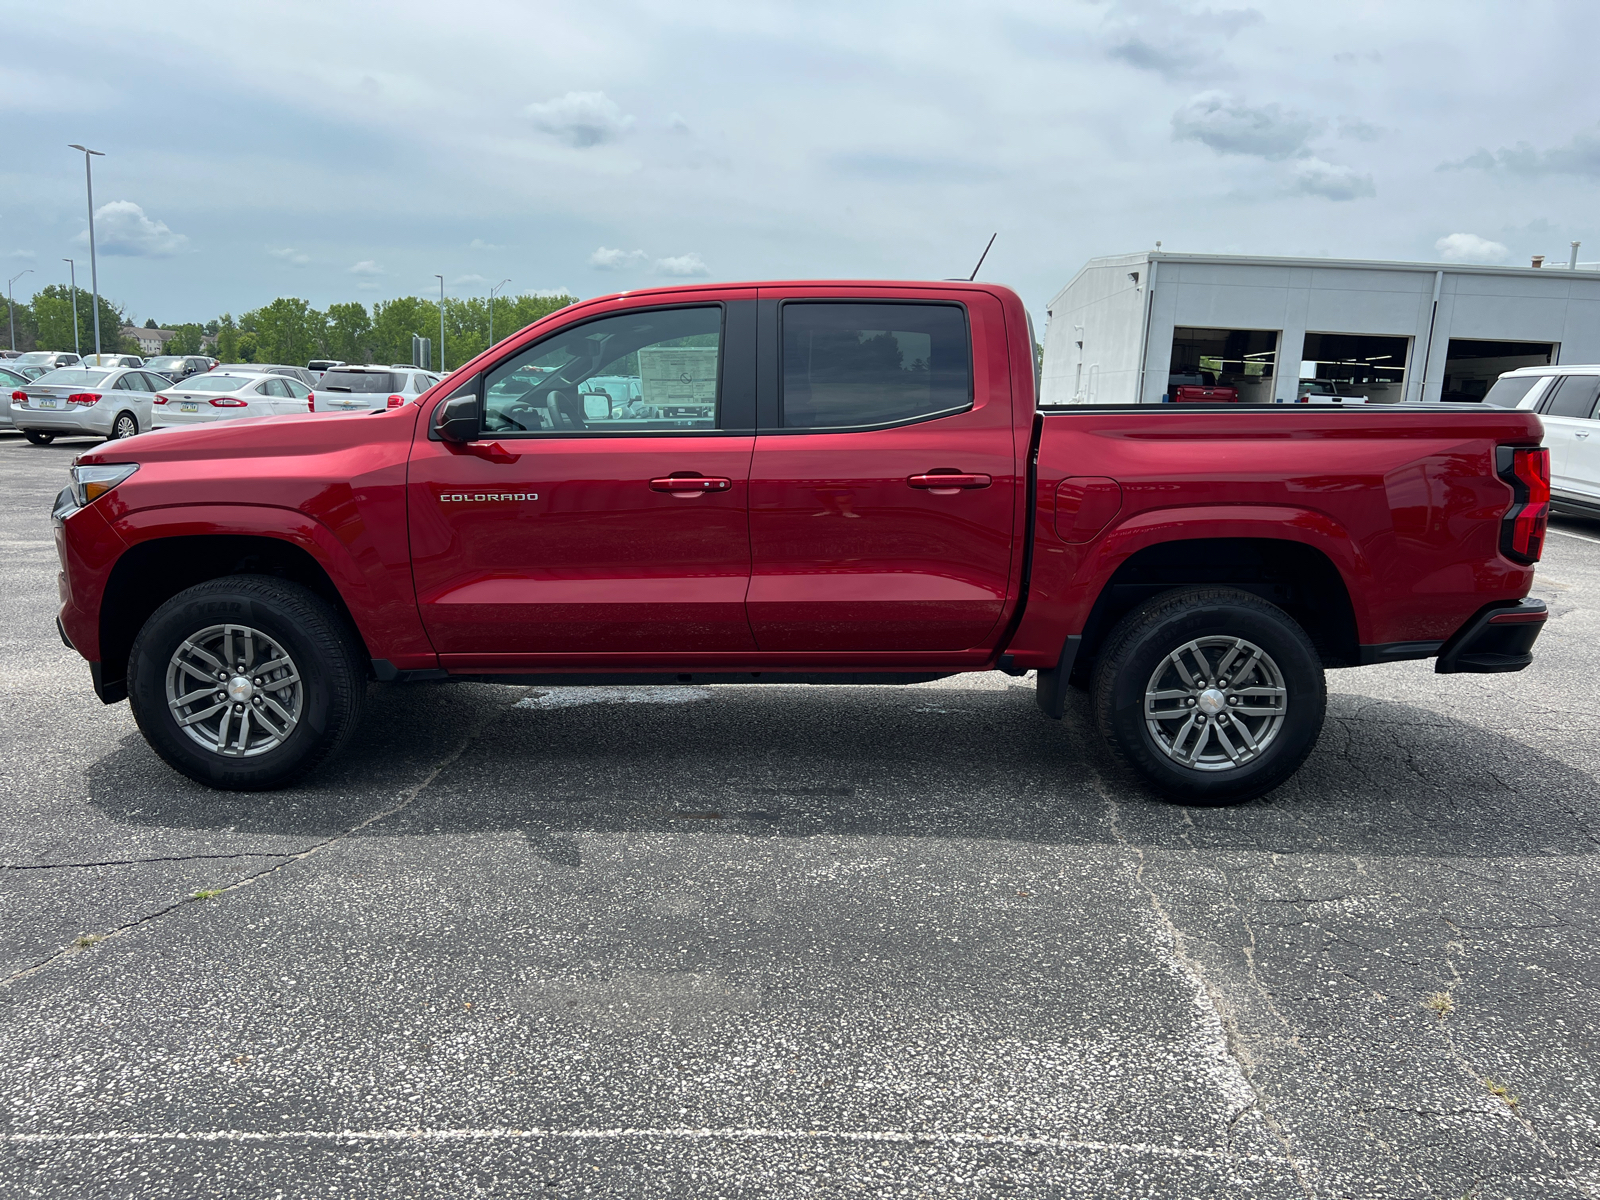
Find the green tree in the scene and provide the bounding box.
[214,314,239,362]
[25,286,124,356]
[235,332,260,363]
[167,323,206,355]
[246,297,325,366]
[370,296,437,367]
[324,301,373,364]
[143,318,157,329]
[2,297,37,353]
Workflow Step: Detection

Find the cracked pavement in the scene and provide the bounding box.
[1,433,1598,1198]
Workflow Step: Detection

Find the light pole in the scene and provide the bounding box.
[7,269,32,352]
[434,274,445,372]
[63,259,79,357]
[489,278,511,347]
[68,145,105,357]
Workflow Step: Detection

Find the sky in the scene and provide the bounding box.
[3,0,1597,331]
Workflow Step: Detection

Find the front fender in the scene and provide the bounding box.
[103,503,435,669]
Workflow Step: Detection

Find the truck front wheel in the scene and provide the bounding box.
[127,576,367,790]
[1092,587,1326,805]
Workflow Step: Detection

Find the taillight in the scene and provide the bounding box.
[387,394,405,409]
[306,392,315,412]
[10,390,25,402]
[1496,445,1550,564]
[209,397,248,408]
[67,392,101,405]
[153,394,169,405]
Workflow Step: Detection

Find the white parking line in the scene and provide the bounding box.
[1548,527,1600,547]
[0,1124,1289,1164]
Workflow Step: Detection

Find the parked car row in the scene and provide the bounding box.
[6,358,443,443]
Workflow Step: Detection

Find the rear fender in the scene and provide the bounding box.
[1003,504,1372,668]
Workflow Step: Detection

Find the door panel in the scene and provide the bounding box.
[408,292,758,661]
[747,290,1018,652]
[409,437,756,656]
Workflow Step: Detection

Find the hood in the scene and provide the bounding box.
[76,406,420,466]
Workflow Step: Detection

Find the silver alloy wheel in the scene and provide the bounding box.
[113,413,138,439]
[164,623,304,758]
[1143,636,1288,772]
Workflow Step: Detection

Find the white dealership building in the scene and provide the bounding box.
[1040,251,1600,406]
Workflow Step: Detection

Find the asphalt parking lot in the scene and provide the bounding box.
[1,432,1598,1199]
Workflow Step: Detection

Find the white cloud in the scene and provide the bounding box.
[654,253,709,277]
[451,273,488,287]
[526,91,634,148]
[1291,157,1376,200]
[8,249,36,260]
[1435,233,1509,263]
[589,246,650,270]
[78,201,188,258]
[1172,91,1316,160]
[349,260,384,276]
[268,247,309,265]
[468,238,504,251]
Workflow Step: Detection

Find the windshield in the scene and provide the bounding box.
[146,357,188,370]
[321,371,405,393]
[33,368,112,387]
[1482,375,1544,408]
[15,352,63,366]
[175,374,258,393]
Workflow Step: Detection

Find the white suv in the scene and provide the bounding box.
[1484,366,1600,518]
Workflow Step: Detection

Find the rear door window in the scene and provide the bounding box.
[778,302,971,430]
[1543,375,1600,419]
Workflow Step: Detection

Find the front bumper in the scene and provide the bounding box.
[1435,598,1548,674]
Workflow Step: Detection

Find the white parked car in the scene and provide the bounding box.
[1484,365,1600,518]
[151,371,313,429]
[12,366,165,444]
[79,353,145,368]
[315,365,439,412]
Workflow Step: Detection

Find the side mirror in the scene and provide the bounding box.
[432,394,480,443]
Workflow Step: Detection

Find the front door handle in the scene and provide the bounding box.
[650,475,732,495]
[908,472,992,493]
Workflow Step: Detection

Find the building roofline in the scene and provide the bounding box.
[1084,250,1600,281]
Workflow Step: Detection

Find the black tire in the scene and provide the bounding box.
[109,411,139,440]
[1091,586,1326,805]
[24,430,54,446]
[127,575,366,790]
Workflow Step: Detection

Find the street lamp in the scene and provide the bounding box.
[68,145,105,357]
[489,278,511,347]
[63,259,79,357]
[7,269,32,352]
[434,274,445,372]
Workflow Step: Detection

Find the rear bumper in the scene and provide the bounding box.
[16,408,112,435]
[1435,598,1547,674]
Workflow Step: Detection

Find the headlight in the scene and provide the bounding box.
[53,462,138,520]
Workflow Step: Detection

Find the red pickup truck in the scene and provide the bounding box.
[51,281,1551,803]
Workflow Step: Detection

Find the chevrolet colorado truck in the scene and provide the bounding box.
[51,281,1551,802]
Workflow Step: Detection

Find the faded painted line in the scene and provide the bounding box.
[516,686,711,710]
[1548,527,1600,547]
[0,1125,1289,1164]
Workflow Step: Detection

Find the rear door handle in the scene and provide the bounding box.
[650,475,732,494]
[908,473,992,491]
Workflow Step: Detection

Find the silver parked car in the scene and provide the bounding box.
[0,364,31,428]
[11,350,81,372]
[213,362,319,388]
[12,366,165,444]
[316,365,439,412]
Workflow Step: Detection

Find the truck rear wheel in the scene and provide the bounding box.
[1091,587,1325,805]
[127,576,366,790]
